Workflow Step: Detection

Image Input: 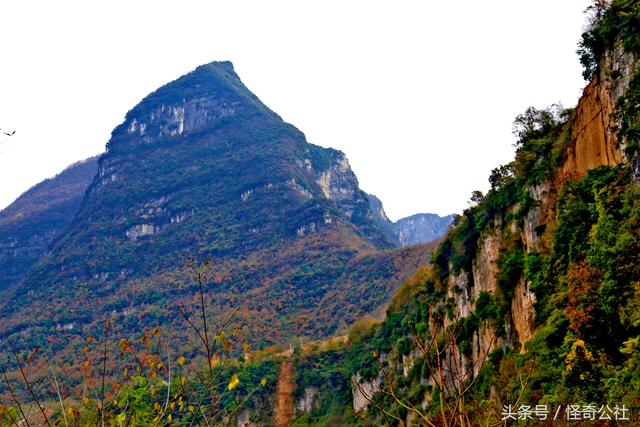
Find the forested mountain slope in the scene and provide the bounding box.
[0,157,98,290]
[0,62,435,357]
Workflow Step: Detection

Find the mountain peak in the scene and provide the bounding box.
[198,59,236,73]
[107,60,276,151]
[0,61,417,344]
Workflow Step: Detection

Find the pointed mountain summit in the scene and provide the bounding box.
[30,61,392,282]
[0,62,433,349]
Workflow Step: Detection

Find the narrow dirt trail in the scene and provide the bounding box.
[274,358,295,427]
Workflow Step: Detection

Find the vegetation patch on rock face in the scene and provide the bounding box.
[578,0,640,81]
[618,70,640,158]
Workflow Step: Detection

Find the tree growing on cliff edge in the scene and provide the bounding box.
[512,104,567,149]
[577,0,640,81]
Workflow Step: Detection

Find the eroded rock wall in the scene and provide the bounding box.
[563,43,637,178]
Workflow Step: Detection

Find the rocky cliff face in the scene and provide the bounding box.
[351,372,381,413]
[366,194,398,243]
[332,23,640,424]
[562,42,637,178]
[450,42,638,374]
[413,39,640,404]
[447,214,535,373]
[0,157,98,290]
[295,387,318,413]
[312,153,393,248]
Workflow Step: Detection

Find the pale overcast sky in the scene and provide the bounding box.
[0,0,591,220]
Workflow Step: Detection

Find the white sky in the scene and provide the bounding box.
[0,0,591,220]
